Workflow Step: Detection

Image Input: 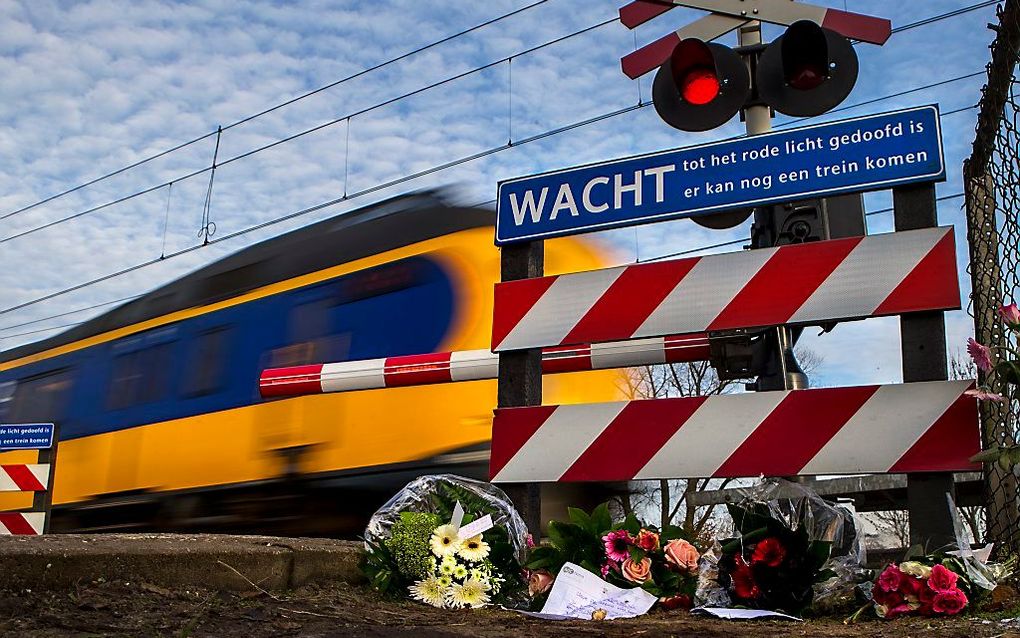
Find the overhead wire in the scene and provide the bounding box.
[0,0,993,243]
[0,1,996,325]
[0,0,552,222]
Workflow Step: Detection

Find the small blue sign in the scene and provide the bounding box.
[496,105,945,244]
[0,423,55,450]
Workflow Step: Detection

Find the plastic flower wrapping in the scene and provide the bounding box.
[361,474,529,608]
[695,478,867,615]
[525,503,702,611]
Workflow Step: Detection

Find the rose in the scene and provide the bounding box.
[663,539,700,575]
[999,302,1020,329]
[750,537,786,568]
[528,569,554,596]
[898,561,932,580]
[659,594,693,610]
[636,528,660,552]
[917,583,936,617]
[927,564,959,593]
[872,585,905,609]
[898,573,924,603]
[622,557,652,584]
[877,564,905,593]
[883,603,914,619]
[932,588,968,615]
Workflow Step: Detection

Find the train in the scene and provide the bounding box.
[0,191,623,535]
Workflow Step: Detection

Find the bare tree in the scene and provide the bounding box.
[871,509,911,548]
[616,349,822,543]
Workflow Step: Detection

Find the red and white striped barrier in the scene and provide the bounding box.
[489,380,980,482]
[619,0,892,79]
[259,334,711,398]
[492,227,958,352]
[0,512,46,536]
[0,464,50,492]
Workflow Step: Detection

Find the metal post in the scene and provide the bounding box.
[496,241,543,537]
[741,20,808,392]
[32,422,59,534]
[893,183,958,549]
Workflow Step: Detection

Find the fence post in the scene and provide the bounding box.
[893,183,958,549]
[496,241,543,537]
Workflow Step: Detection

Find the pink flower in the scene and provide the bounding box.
[877,564,905,593]
[602,529,633,563]
[883,603,914,619]
[965,387,1006,402]
[600,562,611,578]
[999,302,1020,329]
[528,569,554,596]
[932,588,968,615]
[621,557,651,584]
[968,338,994,372]
[927,564,959,593]
[663,539,700,575]
[525,533,535,549]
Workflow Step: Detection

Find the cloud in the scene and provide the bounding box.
[0,0,1003,397]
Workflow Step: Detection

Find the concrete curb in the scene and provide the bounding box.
[0,533,366,592]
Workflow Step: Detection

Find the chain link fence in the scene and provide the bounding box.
[964,0,1020,560]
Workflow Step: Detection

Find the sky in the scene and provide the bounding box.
[0,0,1001,388]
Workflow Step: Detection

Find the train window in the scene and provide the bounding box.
[181,328,230,397]
[0,381,14,421]
[8,369,74,423]
[107,342,173,410]
[267,298,352,367]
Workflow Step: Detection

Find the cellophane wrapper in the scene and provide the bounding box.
[695,478,868,611]
[364,473,530,565]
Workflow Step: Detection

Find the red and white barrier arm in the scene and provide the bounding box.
[259,333,710,398]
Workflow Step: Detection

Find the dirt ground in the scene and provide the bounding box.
[2,580,1019,638]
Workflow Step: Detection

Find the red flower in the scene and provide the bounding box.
[636,529,660,552]
[877,564,905,593]
[884,603,914,619]
[932,588,968,615]
[899,573,924,599]
[872,585,904,609]
[659,594,693,610]
[731,556,760,600]
[750,537,786,568]
[917,583,936,617]
[927,564,959,593]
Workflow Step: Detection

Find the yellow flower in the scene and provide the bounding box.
[430,524,460,557]
[457,535,491,562]
[453,564,468,579]
[447,577,490,608]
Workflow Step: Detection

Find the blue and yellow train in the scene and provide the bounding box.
[0,191,621,534]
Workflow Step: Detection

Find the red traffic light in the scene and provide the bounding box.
[653,39,749,132]
[680,68,720,105]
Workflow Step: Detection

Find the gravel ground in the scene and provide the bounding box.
[2,580,1019,637]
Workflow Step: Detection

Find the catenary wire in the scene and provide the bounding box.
[0,0,553,222]
[0,0,993,240]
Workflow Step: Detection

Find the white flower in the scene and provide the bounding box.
[408,576,446,608]
[441,554,458,567]
[453,564,469,579]
[430,524,461,557]
[899,561,932,579]
[457,535,491,562]
[447,577,491,608]
[439,561,456,576]
[437,575,452,588]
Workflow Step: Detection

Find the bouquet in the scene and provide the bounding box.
[525,503,701,610]
[697,479,865,616]
[871,558,973,618]
[361,475,528,609]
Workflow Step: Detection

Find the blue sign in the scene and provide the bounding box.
[496,105,945,244]
[0,423,54,450]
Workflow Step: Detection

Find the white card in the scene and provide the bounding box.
[458,514,494,540]
[450,501,465,531]
[692,607,802,621]
[530,562,657,620]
